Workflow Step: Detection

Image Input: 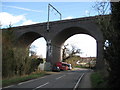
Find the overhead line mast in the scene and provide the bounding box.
[47,3,62,31]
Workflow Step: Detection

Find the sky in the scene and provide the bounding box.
[0,2,98,27]
[0,1,111,58]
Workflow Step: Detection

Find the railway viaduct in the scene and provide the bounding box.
[8,15,105,70]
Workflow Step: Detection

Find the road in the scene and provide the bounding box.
[2,68,92,90]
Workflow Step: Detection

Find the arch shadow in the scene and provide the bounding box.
[16,32,46,47]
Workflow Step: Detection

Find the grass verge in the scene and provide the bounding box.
[91,72,108,88]
[2,71,50,87]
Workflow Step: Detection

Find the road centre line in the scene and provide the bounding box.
[73,73,85,90]
[33,82,49,90]
[56,75,66,80]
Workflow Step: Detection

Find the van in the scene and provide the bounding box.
[56,62,68,70]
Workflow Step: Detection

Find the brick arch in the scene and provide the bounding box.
[50,26,104,70]
[52,26,97,45]
[16,31,46,47]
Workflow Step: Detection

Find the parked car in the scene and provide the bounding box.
[52,66,60,72]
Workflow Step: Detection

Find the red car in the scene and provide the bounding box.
[56,62,68,71]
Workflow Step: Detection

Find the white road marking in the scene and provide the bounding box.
[33,82,49,90]
[3,85,15,89]
[73,73,85,90]
[18,76,46,85]
[3,76,46,89]
[56,75,66,80]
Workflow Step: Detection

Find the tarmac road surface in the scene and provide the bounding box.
[2,68,92,90]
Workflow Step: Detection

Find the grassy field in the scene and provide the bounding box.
[2,71,50,87]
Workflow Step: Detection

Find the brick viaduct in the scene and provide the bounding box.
[9,15,105,70]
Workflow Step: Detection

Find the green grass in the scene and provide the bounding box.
[74,65,83,68]
[74,65,90,68]
[91,72,107,88]
[2,72,49,87]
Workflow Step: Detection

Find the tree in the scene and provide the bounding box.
[62,44,82,61]
[93,1,120,88]
[107,2,120,88]
[93,1,110,15]
[2,27,37,77]
[70,45,81,57]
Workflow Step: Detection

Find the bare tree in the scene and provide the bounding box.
[62,44,82,60]
[70,45,81,57]
[93,1,110,15]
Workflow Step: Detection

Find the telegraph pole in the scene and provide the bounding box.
[47,3,62,31]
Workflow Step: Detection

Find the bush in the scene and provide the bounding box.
[2,29,41,78]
